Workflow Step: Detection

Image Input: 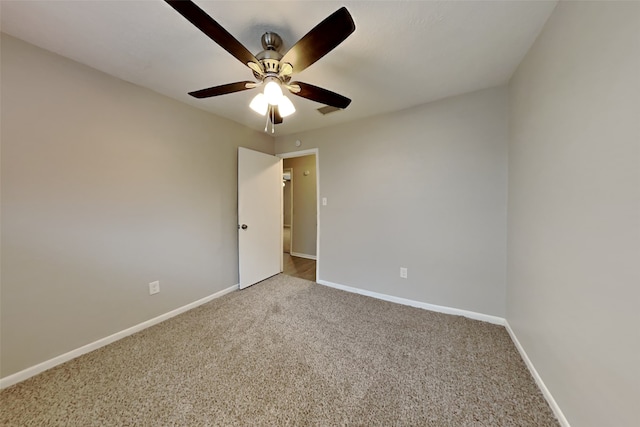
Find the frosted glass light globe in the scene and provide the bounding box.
[264,80,283,105]
[278,96,296,117]
[249,93,268,115]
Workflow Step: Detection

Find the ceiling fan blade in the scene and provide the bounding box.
[165,0,259,68]
[189,81,255,99]
[289,81,351,109]
[280,7,355,74]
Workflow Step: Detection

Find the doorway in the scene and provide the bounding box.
[278,149,319,282]
[283,168,292,254]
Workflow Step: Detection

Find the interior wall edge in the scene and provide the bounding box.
[504,321,571,427]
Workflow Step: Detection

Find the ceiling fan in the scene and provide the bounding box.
[165,1,355,132]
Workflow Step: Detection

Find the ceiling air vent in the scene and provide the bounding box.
[317,106,342,115]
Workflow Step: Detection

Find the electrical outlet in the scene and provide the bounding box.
[400,267,408,279]
[149,281,160,295]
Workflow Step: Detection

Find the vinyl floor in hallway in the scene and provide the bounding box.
[283,226,316,281]
[283,253,316,282]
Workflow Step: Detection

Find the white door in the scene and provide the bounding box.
[238,147,282,289]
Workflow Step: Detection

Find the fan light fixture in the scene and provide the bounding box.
[250,78,296,118]
[263,78,283,105]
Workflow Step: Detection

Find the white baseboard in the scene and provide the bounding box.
[505,321,570,427]
[316,279,505,325]
[0,284,238,389]
[316,279,568,425]
[1,279,569,427]
[290,252,317,260]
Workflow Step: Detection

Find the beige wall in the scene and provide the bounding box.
[282,155,317,257]
[507,2,640,426]
[0,34,274,377]
[276,86,508,317]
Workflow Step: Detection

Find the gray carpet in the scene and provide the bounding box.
[0,274,558,426]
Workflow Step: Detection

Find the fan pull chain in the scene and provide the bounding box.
[264,107,276,134]
[271,108,275,134]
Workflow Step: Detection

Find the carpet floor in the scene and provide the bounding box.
[0,274,558,426]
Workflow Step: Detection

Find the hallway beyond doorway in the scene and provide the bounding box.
[283,253,316,282]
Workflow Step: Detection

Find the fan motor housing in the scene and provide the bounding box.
[260,32,284,53]
[255,33,284,79]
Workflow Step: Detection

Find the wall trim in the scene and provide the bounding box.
[0,284,238,389]
[1,278,569,427]
[316,279,505,325]
[290,252,317,260]
[316,279,568,425]
[276,148,318,159]
[505,321,571,427]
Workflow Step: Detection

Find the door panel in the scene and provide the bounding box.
[238,147,282,289]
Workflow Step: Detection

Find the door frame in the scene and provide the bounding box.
[276,148,320,281]
[282,167,293,253]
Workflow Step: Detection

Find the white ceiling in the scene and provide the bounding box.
[1,1,557,136]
